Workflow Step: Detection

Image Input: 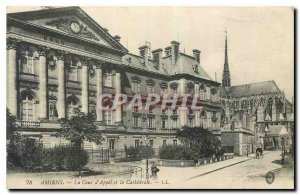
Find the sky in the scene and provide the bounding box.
[7,7,294,101]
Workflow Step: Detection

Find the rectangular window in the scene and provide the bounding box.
[135,139,140,147]
[172,109,178,115]
[22,56,34,74]
[132,83,140,93]
[147,86,154,93]
[148,117,155,128]
[109,139,115,150]
[104,72,112,87]
[68,69,78,81]
[133,116,139,127]
[200,90,205,100]
[105,110,113,125]
[172,118,178,128]
[189,118,195,127]
[161,119,166,129]
[172,88,178,95]
[163,140,167,146]
[173,140,177,145]
[149,140,154,147]
[149,107,154,113]
[22,100,34,121]
[161,88,168,96]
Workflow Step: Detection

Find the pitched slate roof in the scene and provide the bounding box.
[221,80,282,98]
[122,52,214,81]
[122,53,168,75]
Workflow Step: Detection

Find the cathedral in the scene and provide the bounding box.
[219,33,294,155]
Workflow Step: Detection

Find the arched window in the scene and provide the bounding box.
[199,84,206,101]
[20,91,35,121]
[49,101,58,118]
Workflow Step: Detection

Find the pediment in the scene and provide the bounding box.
[7,7,127,53]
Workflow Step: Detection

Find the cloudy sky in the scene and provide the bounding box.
[7,7,294,100]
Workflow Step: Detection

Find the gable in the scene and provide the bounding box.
[33,16,112,47]
[7,7,128,53]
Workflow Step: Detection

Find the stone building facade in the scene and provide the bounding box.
[7,7,222,156]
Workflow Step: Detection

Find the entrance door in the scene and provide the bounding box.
[109,139,116,157]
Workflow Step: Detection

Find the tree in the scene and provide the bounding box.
[138,146,155,159]
[57,108,104,149]
[177,126,224,159]
[7,108,18,140]
[57,108,104,176]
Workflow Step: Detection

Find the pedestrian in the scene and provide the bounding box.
[151,162,159,178]
[193,158,198,168]
[246,146,249,157]
[150,162,155,177]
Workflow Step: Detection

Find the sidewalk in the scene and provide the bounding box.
[146,152,271,183]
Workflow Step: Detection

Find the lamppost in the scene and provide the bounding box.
[281,137,285,165]
[144,135,150,179]
[264,126,269,150]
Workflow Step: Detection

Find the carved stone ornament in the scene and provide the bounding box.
[38,46,48,57]
[46,17,100,41]
[7,38,19,50]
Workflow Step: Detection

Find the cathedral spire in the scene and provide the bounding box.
[222,31,231,87]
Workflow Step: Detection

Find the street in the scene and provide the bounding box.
[6,151,294,189]
[152,151,294,189]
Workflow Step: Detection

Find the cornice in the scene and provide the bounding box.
[7,17,127,55]
[7,33,123,66]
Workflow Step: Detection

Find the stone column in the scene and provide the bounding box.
[178,78,186,97]
[114,70,122,124]
[96,64,103,122]
[38,47,48,120]
[179,107,187,127]
[81,61,89,114]
[195,110,200,126]
[57,50,66,119]
[7,38,18,116]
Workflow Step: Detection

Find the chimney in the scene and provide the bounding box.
[192,49,201,64]
[113,35,121,42]
[139,45,149,65]
[152,48,163,70]
[171,41,180,66]
[164,46,171,57]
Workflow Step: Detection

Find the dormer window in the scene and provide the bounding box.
[192,64,198,73]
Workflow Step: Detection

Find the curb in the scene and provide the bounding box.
[187,151,273,180]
